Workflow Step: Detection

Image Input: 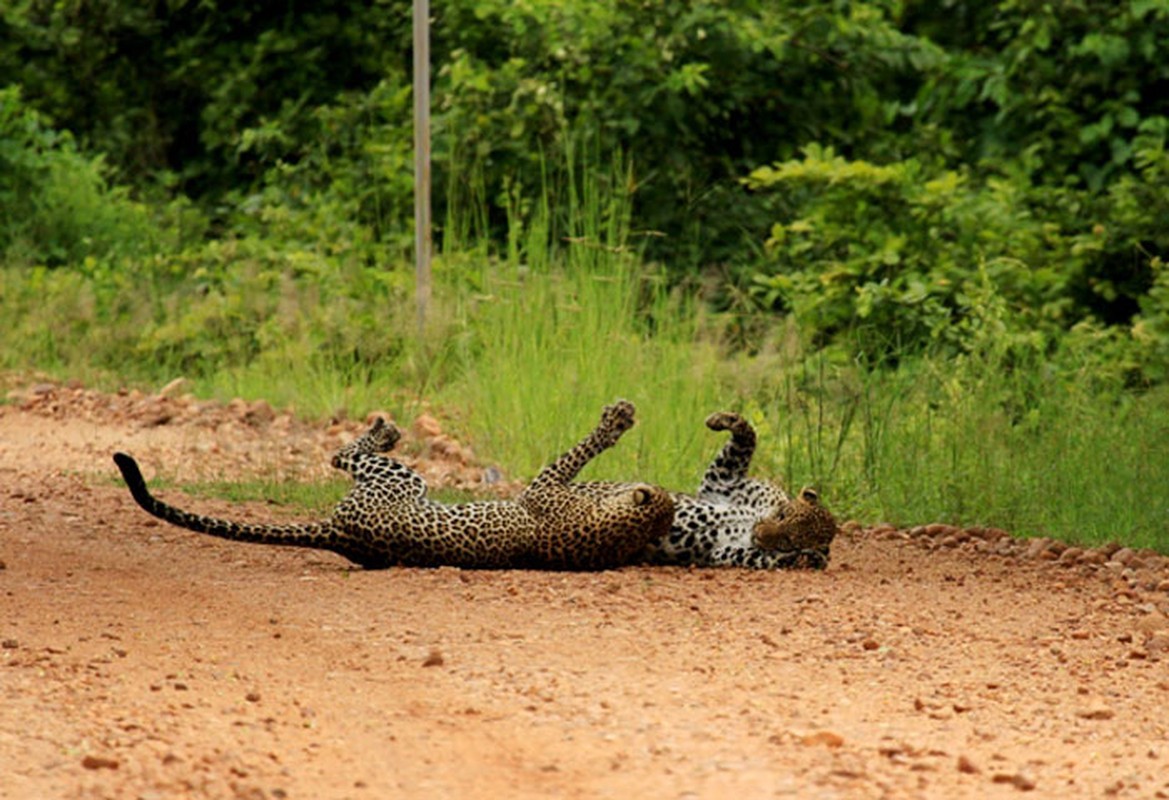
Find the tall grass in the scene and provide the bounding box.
[740,348,1169,548]
[434,151,733,486]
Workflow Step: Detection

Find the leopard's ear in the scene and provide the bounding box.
[798,487,820,505]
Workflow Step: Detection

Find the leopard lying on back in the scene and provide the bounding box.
[114,401,674,571]
[576,411,838,569]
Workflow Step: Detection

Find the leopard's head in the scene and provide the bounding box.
[751,487,837,552]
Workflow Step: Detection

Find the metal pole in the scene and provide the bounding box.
[413,0,431,335]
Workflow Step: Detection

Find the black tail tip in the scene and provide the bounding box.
[112,452,145,489]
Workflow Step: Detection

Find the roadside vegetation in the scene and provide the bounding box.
[2,1,1167,548]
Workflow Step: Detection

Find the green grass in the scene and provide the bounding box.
[760,356,1169,548]
[176,477,487,509]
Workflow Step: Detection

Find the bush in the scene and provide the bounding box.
[0,86,170,266]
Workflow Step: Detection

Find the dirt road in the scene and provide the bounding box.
[3,384,1168,799]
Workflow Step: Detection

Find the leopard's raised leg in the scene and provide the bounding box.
[330,417,402,473]
[697,411,758,498]
[520,400,674,568]
[522,400,635,500]
[328,417,427,501]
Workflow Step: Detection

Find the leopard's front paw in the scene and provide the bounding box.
[597,399,636,443]
[705,411,750,435]
[366,417,402,452]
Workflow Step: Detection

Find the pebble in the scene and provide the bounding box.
[1113,548,1137,566]
[422,648,444,667]
[1025,539,1051,560]
[926,523,960,538]
[81,755,120,770]
[957,755,980,774]
[800,731,844,748]
[244,400,276,425]
[983,527,1011,542]
[992,771,1036,791]
[1076,703,1115,720]
[1146,632,1169,654]
[413,414,444,438]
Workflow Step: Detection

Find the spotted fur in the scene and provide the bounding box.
[578,411,837,569]
[114,401,674,571]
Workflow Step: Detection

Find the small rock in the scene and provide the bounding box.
[1058,547,1083,566]
[992,771,1036,791]
[244,400,276,426]
[429,435,467,462]
[2,638,19,649]
[862,638,880,651]
[1077,702,1115,720]
[413,414,443,438]
[245,692,261,703]
[800,731,844,748]
[957,755,980,774]
[1113,547,1137,566]
[422,648,444,667]
[1025,539,1051,559]
[1146,632,1169,654]
[81,755,120,770]
[984,527,1011,542]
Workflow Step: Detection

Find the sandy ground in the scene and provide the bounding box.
[3,383,1169,799]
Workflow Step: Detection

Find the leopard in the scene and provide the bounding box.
[575,411,838,569]
[113,400,675,571]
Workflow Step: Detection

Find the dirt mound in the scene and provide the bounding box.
[3,384,1168,799]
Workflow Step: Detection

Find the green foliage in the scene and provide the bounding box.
[909,0,1169,189]
[429,0,943,266]
[742,142,1169,382]
[2,0,946,266]
[0,0,408,193]
[743,145,1069,358]
[5,0,1168,311]
[0,86,178,266]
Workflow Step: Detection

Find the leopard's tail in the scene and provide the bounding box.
[112,453,389,568]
